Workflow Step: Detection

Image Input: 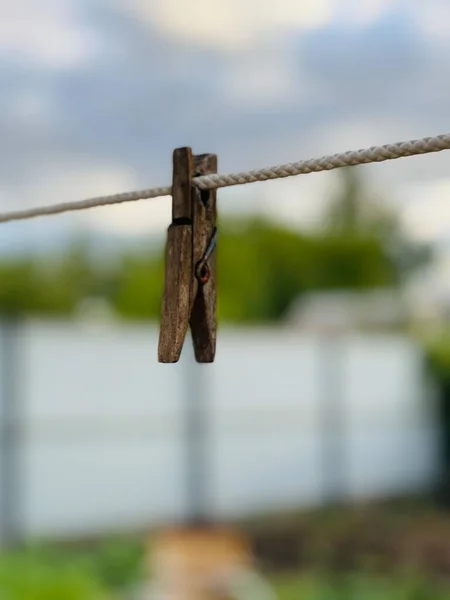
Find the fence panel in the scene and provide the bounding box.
[0,320,440,541]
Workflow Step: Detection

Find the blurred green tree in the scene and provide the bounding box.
[216,217,397,322]
[323,167,432,280]
[112,253,164,320]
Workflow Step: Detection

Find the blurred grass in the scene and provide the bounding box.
[0,552,111,599]
[0,538,144,599]
[0,552,449,600]
[1,502,450,599]
[273,572,450,600]
[0,544,449,599]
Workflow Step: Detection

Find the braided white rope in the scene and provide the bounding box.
[0,132,449,224]
[194,133,450,190]
[0,185,171,224]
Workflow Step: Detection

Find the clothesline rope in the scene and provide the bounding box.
[0,132,449,225]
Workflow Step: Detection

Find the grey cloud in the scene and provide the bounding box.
[297,10,450,128]
[301,11,423,84]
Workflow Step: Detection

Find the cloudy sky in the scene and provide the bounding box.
[1,0,450,264]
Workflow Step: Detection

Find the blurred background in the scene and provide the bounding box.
[1,0,450,598]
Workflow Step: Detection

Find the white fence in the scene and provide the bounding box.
[0,320,441,542]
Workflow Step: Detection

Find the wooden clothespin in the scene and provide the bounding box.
[158,147,217,363]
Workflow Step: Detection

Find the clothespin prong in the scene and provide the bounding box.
[190,153,217,363]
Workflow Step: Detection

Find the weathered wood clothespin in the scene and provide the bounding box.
[158,148,217,363]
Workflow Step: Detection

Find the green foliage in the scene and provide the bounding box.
[0,538,145,599]
[0,219,400,324]
[112,254,164,321]
[0,244,94,318]
[0,552,110,600]
[323,167,431,278]
[273,572,449,600]
[217,218,397,322]
[324,168,399,238]
[0,543,448,600]
[426,331,450,378]
[82,538,145,589]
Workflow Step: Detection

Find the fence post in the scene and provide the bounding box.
[0,316,22,548]
[184,349,211,524]
[319,333,347,505]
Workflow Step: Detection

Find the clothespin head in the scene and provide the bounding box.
[158,148,217,363]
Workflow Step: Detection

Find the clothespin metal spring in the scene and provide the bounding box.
[195,227,217,285]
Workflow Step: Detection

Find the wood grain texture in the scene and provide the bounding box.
[158,225,192,363]
[172,147,193,221]
[190,153,217,363]
[158,148,218,363]
[158,148,194,363]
